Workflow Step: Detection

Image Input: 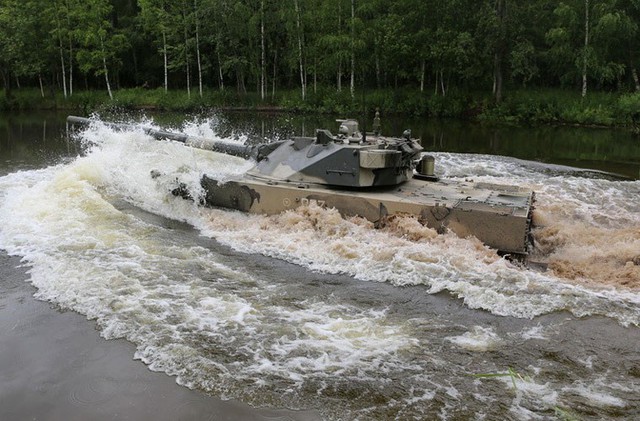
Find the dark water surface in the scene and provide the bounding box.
[170,111,640,179]
[0,254,320,421]
[3,111,639,178]
[1,111,639,420]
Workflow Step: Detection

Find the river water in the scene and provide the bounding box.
[1,111,639,420]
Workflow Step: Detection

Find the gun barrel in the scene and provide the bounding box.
[66,116,255,159]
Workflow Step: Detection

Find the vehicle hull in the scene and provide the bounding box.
[200,175,534,255]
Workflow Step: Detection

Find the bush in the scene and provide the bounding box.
[476,89,620,127]
[617,93,640,125]
[2,85,639,131]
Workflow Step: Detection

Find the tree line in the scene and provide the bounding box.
[2,0,640,104]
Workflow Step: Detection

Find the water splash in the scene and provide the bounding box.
[1,120,639,419]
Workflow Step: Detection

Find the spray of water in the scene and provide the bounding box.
[0,119,639,418]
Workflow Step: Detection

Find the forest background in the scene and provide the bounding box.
[3,0,640,128]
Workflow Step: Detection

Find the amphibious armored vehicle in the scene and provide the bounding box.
[67,115,534,255]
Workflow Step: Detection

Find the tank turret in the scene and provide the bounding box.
[67,115,424,188]
[246,120,422,188]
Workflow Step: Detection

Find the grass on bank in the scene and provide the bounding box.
[3,86,640,130]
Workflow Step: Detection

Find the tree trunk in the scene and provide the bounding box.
[420,60,425,92]
[183,6,191,99]
[272,49,277,99]
[493,0,507,104]
[632,66,640,92]
[337,2,342,92]
[350,0,355,99]
[69,53,73,96]
[68,33,73,96]
[236,65,246,94]
[494,52,503,102]
[59,44,67,98]
[194,0,203,97]
[54,3,68,99]
[163,30,168,92]
[39,74,45,98]
[375,51,380,88]
[294,0,305,100]
[186,57,191,99]
[260,0,266,100]
[217,45,224,91]
[66,0,73,96]
[100,36,113,100]
[582,0,590,98]
[493,0,506,103]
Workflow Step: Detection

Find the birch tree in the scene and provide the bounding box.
[179,0,191,98]
[293,0,306,100]
[313,0,350,91]
[139,0,172,91]
[546,0,622,96]
[46,0,78,97]
[493,0,507,103]
[0,0,50,98]
[64,0,79,96]
[259,0,266,99]
[621,0,640,91]
[349,0,356,97]
[582,0,590,97]
[194,0,203,97]
[75,0,127,99]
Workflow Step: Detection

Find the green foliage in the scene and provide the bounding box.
[3,0,640,130]
[617,92,640,132]
[477,89,623,126]
[68,90,111,112]
[561,105,615,126]
[617,93,640,121]
[3,85,639,130]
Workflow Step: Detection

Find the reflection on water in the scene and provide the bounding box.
[0,112,80,176]
[415,121,640,180]
[0,111,639,419]
[3,111,638,179]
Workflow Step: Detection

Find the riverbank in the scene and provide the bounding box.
[3,87,640,131]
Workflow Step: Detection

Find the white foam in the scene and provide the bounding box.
[3,124,639,330]
[446,326,504,351]
[562,382,627,408]
[519,325,549,341]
